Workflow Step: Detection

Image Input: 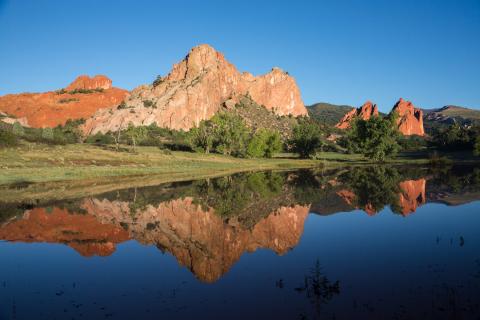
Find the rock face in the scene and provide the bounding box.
[0,75,128,128]
[0,111,30,127]
[83,44,307,134]
[65,75,113,91]
[335,101,379,129]
[391,98,425,136]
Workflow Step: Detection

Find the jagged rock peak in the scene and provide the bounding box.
[82,44,307,134]
[391,98,424,136]
[335,101,379,129]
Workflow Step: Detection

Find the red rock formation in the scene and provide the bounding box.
[0,75,128,128]
[335,101,379,129]
[82,197,310,283]
[65,75,112,91]
[398,178,426,216]
[0,207,129,256]
[83,44,307,134]
[391,98,425,136]
[336,189,377,215]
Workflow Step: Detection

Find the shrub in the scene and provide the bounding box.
[143,100,156,108]
[12,121,25,136]
[58,98,79,104]
[117,101,128,109]
[41,127,54,141]
[68,88,104,94]
[152,75,164,87]
[0,129,18,147]
[85,132,115,145]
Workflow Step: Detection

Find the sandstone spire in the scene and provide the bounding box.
[391,98,425,136]
[335,101,379,129]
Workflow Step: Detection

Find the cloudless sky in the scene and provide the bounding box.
[0,0,479,112]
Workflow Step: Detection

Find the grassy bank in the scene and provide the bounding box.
[0,143,320,185]
[1,143,478,203]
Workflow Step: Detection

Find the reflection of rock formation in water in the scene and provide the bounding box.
[0,207,129,256]
[313,175,427,216]
[398,179,426,215]
[82,197,309,283]
[335,189,377,216]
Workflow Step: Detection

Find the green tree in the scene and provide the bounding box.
[346,115,400,162]
[290,119,323,158]
[211,113,250,157]
[189,120,215,153]
[432,123,474,151]
[124,123,147,151]
[0,129,18,147]
[474,136,480,156]
[12,121,25,136]
[246,129,282,158]
[42,127,54,141]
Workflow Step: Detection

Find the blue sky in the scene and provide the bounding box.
[0,0,479,112]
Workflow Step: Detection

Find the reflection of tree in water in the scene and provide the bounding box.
[190,171,286,218]
[338,166,403,214]
[295,260,340,317]
[428,165,480,194]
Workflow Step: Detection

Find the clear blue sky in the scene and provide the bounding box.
[0,0,479,112]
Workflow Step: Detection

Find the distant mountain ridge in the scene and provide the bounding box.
[422,105,480,132]
[306,102,353,126]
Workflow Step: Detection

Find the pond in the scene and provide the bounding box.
[1,165,480,319]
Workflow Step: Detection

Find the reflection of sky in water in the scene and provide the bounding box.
[1,169,480,319]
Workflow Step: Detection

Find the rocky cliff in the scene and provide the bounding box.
[335,101,379,129]
[83,44,307,134]
[391,98,425,136]
[0,75,128,128]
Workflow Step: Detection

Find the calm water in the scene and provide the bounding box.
[1,165,480,319]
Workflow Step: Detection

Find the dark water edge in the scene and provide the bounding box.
[0,164,480,319]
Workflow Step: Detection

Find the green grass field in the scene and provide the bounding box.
[1,143,477,203]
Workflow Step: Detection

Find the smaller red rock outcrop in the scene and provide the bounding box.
[65,75,112,91]
[391,98,425,136]
[0,75,128,128]
[335,101,379,129]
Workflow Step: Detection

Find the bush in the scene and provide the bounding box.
[85,132,115,145]
[152,75,164,87]
[247,129,282,158]
[117,101,128,109]
[42,127,54,141]
[12,121,24,136]
[68,88,104,94]
[0,129,18,147]
[398,135,427,152]
[143,100,156,108]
